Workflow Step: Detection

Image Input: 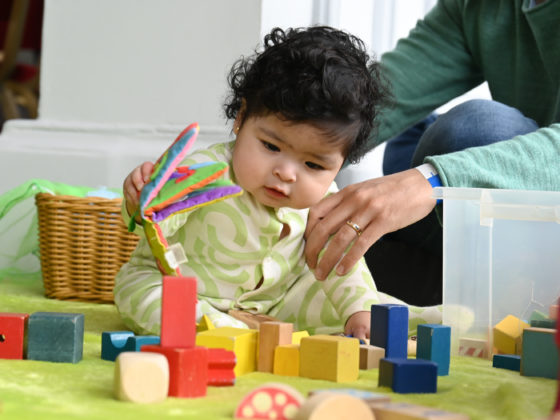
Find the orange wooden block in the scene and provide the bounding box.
[258,322,293,373]
[550,304,559,321]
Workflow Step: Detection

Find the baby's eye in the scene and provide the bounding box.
[306,161,325,170]
[262,141,280,152]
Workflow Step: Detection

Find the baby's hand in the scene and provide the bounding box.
[344,311,370,341]
[123,161,154,219]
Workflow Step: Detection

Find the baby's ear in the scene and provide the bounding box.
[234,99,247,131]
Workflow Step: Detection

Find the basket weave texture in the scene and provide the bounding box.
[35,193,139,303]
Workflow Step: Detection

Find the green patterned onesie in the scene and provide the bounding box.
[114,141,442,336]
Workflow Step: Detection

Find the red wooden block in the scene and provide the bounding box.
[141,344,208,398]
[207,347,236,386]
[161,276,197,348]
[0,313,29,359]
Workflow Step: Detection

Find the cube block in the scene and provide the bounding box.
[493,314,529,355]
[299,335,359,382]
[417,324,451,376]
[196,327,257,376]
[273,344,300,377]
[370,304,408,359]
[27,312,84,363]
[0,313,29,359]
[521,327,558,379]
[114,351,169,403]
[378,358,438,393]
[359,344,385,370]
[141,344,208,397]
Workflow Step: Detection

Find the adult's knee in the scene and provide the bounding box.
[411,99,538,166]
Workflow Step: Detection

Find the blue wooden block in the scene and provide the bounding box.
[101,331,134,361]
[492,354,521,372]
[27,312,84,363]
[101,331,160,361]
[370,304,408,358]
[416,324,450,376]
[378,358,438,394]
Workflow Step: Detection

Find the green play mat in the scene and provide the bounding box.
[0,271,555,420]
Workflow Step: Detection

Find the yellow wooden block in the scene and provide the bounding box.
[114,352,169,404]
[292,330,309,345]
[299,335,359,382]
[196,314,215,332]
[196,327,258,376]
[493,314,530,355]
[273,344,300,377]
[359,344,385,370]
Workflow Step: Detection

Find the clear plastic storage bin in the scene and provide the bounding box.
[435,187,560,354]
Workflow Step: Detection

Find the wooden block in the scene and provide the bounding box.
[27,312,84,363]
[529,310,549,322]
[378,358,438,394]
[294,392,374,420]
[114,351,169,403]
[493,314,529,355]
[196,327,258,376]
[370,401,470,419]
[196,314,215,332]
[141,344,208,397]
[101,331,135,361]
[161,276,197,348]
[551,304,559,320]
[521,327,558,379]
[228,309,279,329]
[258,322,293,372]
[530,319,556,329]
[309,388,391,407]
[299,335,359,383]
[273,344,300,377]
[417,324,451,376]
[207,347,236,386]
[102,332,160,361]
[370,304,408,359]
[492,354,521,372]
[408,338,417,356]
[0,312,28,359]
[235,383,304,420]
[359,344,385,370]
[292,330,309,345]
[458,337,488,359]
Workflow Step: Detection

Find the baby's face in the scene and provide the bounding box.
[232,114,345,209]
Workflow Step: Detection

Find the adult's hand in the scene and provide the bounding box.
[304,168,437,280]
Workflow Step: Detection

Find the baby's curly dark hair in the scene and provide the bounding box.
[224,26,391,164]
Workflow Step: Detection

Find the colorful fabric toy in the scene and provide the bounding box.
[129,122,243,275]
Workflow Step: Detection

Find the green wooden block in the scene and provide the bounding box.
[27,312,84,363]
[529,310,548,322]
[521,327,558,379]
[530,318,556,329]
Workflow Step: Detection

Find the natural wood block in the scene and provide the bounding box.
[196,327,258,376]
[550,304,559,321]
[161,276,197,348]
[273,344,300,376]
[493,314,529,355]
[258,322,293,372]
[299,335,359,382]
[294,392,374,420]
[0,312,28,359]
[359,344,385,370]
[114,351,169,403]
[458,338,489,359]
[370,401,470,419]
[27,312,84,363]
[308,388,391,407]
[227,310,279,329]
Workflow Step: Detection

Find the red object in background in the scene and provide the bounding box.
[161,276,197,349]
[0,313,29,359]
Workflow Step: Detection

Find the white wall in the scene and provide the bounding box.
[0,0,262,192]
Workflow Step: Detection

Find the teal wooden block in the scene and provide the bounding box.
[27,312,84,363]
[416,324,451,376]
[101,331,160,361]
[521,327,558,379]
[493,354,521,371]
[530,319,556,329]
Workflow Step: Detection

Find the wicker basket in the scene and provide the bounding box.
[35,193,140,303]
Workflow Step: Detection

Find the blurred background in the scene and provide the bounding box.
[0,0,489,194]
